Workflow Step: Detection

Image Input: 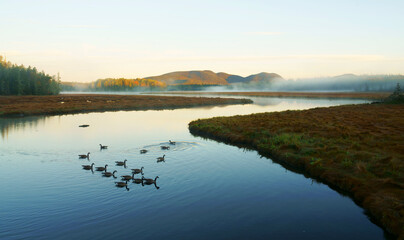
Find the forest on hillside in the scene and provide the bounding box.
[0,56,60,95]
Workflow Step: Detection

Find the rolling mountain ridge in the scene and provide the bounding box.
[146,70,283,85]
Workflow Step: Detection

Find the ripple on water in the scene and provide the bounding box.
[138,141,202,153]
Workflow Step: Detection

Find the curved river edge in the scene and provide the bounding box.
[189,103,404,238]
[0,94,252,117]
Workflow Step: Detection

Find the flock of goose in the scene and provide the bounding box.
[80,140,176,191]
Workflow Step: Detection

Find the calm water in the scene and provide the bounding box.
[0,97,388,239]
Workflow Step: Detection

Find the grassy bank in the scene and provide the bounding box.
[189,103,404,237]
[0,94,252,117]
[147,91,390,100]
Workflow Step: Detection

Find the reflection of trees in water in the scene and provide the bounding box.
[0,116,48,140]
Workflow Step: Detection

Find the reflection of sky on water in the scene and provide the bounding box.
[0,97,370,141]
[0,97,385,240]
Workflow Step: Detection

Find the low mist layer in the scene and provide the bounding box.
[61,70,404,93]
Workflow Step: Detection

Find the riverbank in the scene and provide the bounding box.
[189,103,404,237]
[148,91,389,100]
[0,94,252,117]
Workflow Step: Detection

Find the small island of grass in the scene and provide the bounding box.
[0,94,252,117]
[189,91,404,237]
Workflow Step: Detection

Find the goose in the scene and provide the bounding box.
[79,124,89,128]
[161,146,170,150]
[115,181,129,191]
[99,144,108,149]
[132,178,143,184]
[121,172,135,181]
[115,181,127,187]
[79,152,90,159]
[102,170,117,178]
[115,159,127,166]
[157,155,165,161]
[82,163,94,170]
[140,149,148,154]
[95,164,108,172]
[131,167,144,175]
[169,140,176,145]
[142,176,159,185]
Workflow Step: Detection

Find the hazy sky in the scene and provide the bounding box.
[1,0,403,82]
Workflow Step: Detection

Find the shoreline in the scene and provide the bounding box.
[0,94,252,118]
[189,103,404,238]
[145,91,390,100]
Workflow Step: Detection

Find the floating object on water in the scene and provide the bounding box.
[142,176,159,185]
[121,172,135,181]
[157,155,165,161]
[131,167,144,175]
[115,181,130,190]
[79,152,90,159]
[82,163,94,170]
[115,159,127,166]
[102,170,117,178]
[140,149,148,154]
[169,140,176,145]
[79,124,89,128]
[133,178,143,184]
[95,164,108,172]
[99,144,108,149]
[161,146,170,150]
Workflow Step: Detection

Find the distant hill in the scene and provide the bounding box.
[146,70,283,85]
[246,72,283,82]
[146,70,228,85]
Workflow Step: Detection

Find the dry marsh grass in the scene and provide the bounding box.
[0,94,252,117]
[189,103,404,237]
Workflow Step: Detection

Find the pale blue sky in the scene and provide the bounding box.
[1,0,403,82]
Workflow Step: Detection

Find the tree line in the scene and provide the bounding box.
[0,56,60,95]
[89,78,166,91]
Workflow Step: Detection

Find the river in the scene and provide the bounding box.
[0,96,387,239]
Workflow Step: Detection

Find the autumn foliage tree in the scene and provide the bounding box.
[91,78,166,91]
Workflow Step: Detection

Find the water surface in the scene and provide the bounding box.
[0,97,387,239]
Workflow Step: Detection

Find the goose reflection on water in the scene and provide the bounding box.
[115,159,127,168]
[115,181,130,191]
[121,172,135,181]
[132,177,143,184]
[78,152,90,159]
[141,176,160,189]
[102,170,117,178]
[82,163,94,170]
[131,167,144,175]
[95,164,108,172]
[99,144,108,150]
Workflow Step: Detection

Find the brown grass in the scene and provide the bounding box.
[189,103,404,237]
[151,91,390,99]
[0,94,252,117]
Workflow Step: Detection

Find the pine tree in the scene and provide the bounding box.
[393,83,401,96]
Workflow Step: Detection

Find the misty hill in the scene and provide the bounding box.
[146,70,283,85]
[245,72,283,83]
[146,70,229,85]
